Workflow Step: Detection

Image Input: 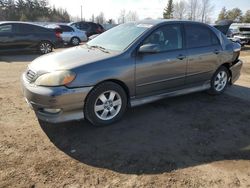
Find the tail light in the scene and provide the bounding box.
[96,27,103,33]
[55,31,61,38]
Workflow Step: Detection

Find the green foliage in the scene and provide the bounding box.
[226,8,243,22]
[217,7,243,22]
[217,7,227,21]
[163,0,174,19]
[0,0,70,22]
[243,10,250,23]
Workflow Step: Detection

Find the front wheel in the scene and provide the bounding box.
[208,66,230,95]
[84,82,127,126]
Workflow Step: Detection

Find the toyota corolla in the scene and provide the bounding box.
[21,20,243,126]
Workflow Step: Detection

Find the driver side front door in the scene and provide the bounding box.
[135,24,187,97]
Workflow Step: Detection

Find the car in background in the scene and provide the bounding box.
[213,20,244,46]
[0,22,63,54]
[22,20,242,126]
[69,21,105,37]
[46,24,88,46]
[234,26,250,45]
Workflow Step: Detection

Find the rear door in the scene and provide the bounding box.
[135,24,187,97]
[184,23,222,86]
[15,23,37,49]
[0,23,16,51]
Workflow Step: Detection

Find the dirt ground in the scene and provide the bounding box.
[0,46,250,188]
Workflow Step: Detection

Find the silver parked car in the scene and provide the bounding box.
[21,20,243,126]
[47,24,88,45]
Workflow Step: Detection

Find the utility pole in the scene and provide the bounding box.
[81,5,83,21]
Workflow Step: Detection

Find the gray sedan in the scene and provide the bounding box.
[21,20,243,126]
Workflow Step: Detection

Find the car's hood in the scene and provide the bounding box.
[29,45,117,72]
[213,20,234,35]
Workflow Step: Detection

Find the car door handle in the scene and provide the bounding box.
[214,49,220,54]
[177,54,186,60]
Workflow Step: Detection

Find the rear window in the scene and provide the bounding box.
[0,24,12,33]
[185,24,218,48]
[60,25,74,32]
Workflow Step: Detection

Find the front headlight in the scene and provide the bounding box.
[35,71,76,86]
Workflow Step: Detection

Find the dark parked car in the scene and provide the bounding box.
[22,20,242,126]
[69,21,105,37]
[0,22,63,54]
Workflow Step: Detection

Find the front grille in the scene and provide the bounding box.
[25,69,37,82]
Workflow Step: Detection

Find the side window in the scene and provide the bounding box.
[0,24,13,33]
[60,25,74,32]
[185,24,215,48]
[143,24,183,52]
[18,24,34,33]
[81,23,90,30]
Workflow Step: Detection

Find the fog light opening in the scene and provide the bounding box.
[42,108,61,114]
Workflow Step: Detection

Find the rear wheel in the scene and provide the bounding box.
[208,66,230,95]
[71,37,80,46]
[84,82,127,126]
[39,41,53,54]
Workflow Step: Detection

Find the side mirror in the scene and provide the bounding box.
[138,44,161,53]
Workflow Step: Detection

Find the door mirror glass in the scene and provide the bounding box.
[138,44,161,53]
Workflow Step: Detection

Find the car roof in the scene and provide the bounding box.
[134,19,210,26]
[0,21,45,27]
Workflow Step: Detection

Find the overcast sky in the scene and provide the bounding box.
[49,0,250,22]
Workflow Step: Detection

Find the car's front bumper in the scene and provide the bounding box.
[21,74,93,123]
[230,59,243,84]
[234,36,250,45]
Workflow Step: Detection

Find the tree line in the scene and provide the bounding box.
[0,0,70,22]
[163,0,250,23]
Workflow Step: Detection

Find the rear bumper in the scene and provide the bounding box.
[21,74,93,123]
[230,60,243,84]
[53,39,64,48]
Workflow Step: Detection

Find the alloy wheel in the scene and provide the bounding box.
[40,42,52,54]
[94,90,122,121]
[214,70,228,92]
[72,38,80,46]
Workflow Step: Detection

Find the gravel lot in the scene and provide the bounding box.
[0,47,250,188]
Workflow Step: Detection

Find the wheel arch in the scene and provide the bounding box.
[220,63,233,83]
[71,36,81,42]
[39,40,54,47]
[86,79,131,105]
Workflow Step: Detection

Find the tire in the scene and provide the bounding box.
[71,37,80,46]
[84,82,127,127]
[207,66,230,95]
[39,41,53,54]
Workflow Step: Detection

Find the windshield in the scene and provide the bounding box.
[87,23,152,52]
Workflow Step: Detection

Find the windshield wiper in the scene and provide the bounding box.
[87,45,110,53]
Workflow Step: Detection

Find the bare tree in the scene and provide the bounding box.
[174,0,187,20]
[118,9,126,24]
[95,12,105,24]
[126,11,139,22]
[200,0,214,23]
[187,0,200,21]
